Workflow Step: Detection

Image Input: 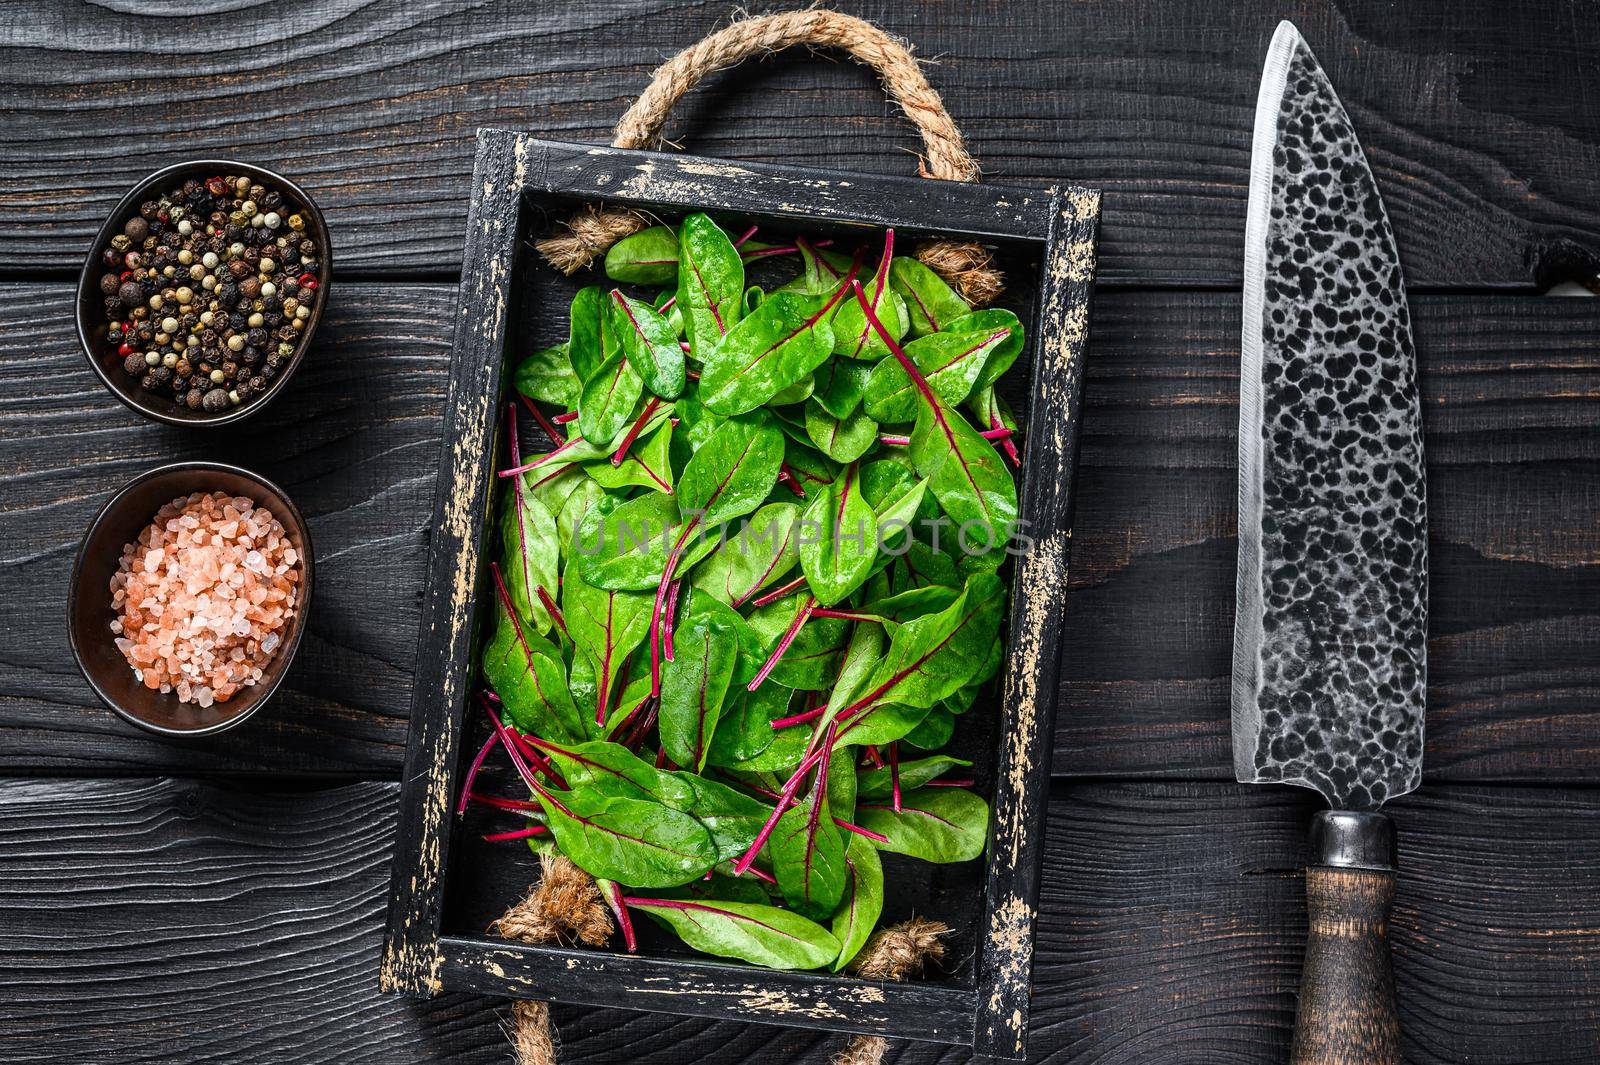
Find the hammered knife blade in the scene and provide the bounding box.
[1234,21,1429,1065]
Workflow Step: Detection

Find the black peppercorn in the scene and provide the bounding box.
[139,372,157,391]
[201,388,229,413]
[248,375,265,393]
[123,352,146,375]
[118,281,144,308]
[124,216,149,243]
[186,389,205,410]
[101,248,121,269]
[138,200,159,219]
[99,273,119,296]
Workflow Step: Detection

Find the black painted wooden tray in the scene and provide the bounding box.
[381,130,1099,1059]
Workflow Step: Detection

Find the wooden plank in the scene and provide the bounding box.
[0,777,505,1064]
[0,282,450,775]
[1055,290,1600,780]
[4,777,1596,1063]
[3,0,1597,286]
[2,284,1593,780]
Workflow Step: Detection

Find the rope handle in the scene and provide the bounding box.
[535,9,1003,304]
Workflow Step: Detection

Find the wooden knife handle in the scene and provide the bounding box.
[1290,810,1400,1065]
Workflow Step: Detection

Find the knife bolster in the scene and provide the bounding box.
[1310,809,1396,871]
[1291,810,1400,1065]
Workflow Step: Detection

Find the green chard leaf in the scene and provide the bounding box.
[706,683,793,767]
[949,309,1025,392]
[901,705,955,749]
[583,418,675,494]
[482,602,585,744]
[627,898,839,970]
[605,225,680,285]
[856,754,971,800]
[528,738,679,804]
[699,285,848,415]
[863,322,1018,424]
[608,290,686,399]
[499,475,560,635]
[889,256,970,337]
[668,772,769,863]
[572,491,683,591]
[678,412,786,528]
[659,611,740,772]
[535,788,717,887]
[812,356,872,419]
[803,398,877,464]
[562,566,653,725]
[513,343,580,407]
[769,760,847,920]
[855,787,988,863]
[830,834,884,971]
[830,236,908,361]
[676,213,745,358]
[578,353,645,448]
[798,461,878,607]
[908,394,1018,556]
[834,574,1005,746]
[691,502,801,607]
[746,598,850,689]
[567,286,612,381]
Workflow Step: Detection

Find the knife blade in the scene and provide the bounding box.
[1234,21,1428,1065]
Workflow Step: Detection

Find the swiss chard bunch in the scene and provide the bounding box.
[467,215,1023,973]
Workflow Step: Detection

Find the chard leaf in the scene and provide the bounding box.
[706,683,792,767]
[863,323,1017,424]
[887,539,963,594]
[668,772,769,862]
[676,213,744,357]
[858,456,919,510]
[830,834,883,971]
[782,439,840,497]
[678,412,786,528]
[872,477,929,557]
[482,604,584,744]
[855,787,988,863]
[889,257,969,337]
[628,898,839,970]
[552,477,606,552]
[578,354,644,448]
[844,573,1006,722]
[609,290,686,399]
[798,462,877,607]
[567,286,612,381]
[825,623,885,721]
[500,476,560,635]
[769,374,816,406]
[830,238,908,360]
[747,598,850,689]
[572,492,682,590]
[770,762,846,920]
[863,584,961,623]
[700,289,842,415]
[803,399,877,464]
[535,788,716,887]
[562,567,653,723]
[723,718,809,773]
[583,418,675,494]
[660,611,740,772]
[513,343,580,407]
[533,738,688,805]
[857,755,971,800]
[605,225,679,285]
[949,309,1025,392]
[835,703,929,749]
[908,395,1017,555]
[691,502,800,607]
[812,356,872,419]
[902,705,955,749]
[968,384,1018,436]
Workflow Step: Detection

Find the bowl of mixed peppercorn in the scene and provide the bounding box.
[76,160,330,426]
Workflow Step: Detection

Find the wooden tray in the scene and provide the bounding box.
[380,130,1099,1059]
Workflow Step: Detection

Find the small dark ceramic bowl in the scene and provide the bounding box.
[68,462,314,737]
[76,159,332,428]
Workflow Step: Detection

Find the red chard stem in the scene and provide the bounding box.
[747,596,815,692]
[750,575,806,608]
[456,727,501,816]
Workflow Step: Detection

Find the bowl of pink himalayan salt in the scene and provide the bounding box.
[69,462,313,736]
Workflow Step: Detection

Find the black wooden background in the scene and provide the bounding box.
[2,2,1597,1062]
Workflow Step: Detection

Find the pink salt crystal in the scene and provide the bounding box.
[108,491,301,706]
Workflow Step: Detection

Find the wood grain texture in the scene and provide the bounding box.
[4,778,1597,1064]
[0,283,449,775]
[2,284,1594,779]
[0,777,505,1064]
[2,0,1597,286]
[1290,865,1400,1065]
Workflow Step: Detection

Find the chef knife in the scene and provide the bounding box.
[1234,21,1428,1065]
